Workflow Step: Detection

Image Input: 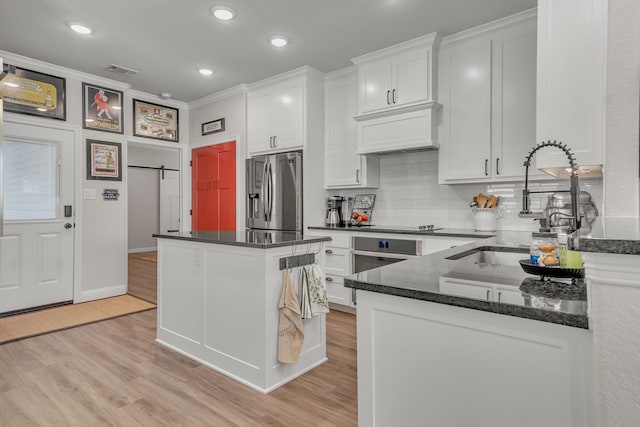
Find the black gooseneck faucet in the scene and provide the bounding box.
[519,140,581,233]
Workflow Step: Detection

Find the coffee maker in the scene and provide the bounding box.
[325,196,343,227]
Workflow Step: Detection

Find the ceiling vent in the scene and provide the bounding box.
[105,64,139,77]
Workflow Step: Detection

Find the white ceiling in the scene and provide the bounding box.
[0,0,537,102]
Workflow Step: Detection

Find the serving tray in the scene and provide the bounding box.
[519,259,585,280]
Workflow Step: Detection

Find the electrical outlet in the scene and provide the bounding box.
[83,188,96,200]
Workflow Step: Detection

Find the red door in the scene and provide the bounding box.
[192,141,236,230]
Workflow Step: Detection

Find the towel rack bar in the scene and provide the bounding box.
[279,253,315,270]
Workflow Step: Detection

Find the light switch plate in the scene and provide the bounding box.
[83,188,97,200]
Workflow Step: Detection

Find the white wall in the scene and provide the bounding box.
[127,144,180,251]
[188,87,247,231]
[603,0,640,217]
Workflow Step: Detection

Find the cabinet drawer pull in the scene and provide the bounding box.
[498,291,502,303]
[356,169,360,183]
[273,135,277,148]
[269,136,274,148]
[325,249,333,254]
[484,159,489,176]
[392,89,397,104]
[386,90,391,105]
[326,276,334,282]
[496,158,500,175]
[486,289,490,301]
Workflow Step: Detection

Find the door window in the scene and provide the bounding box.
[3,139,58,220]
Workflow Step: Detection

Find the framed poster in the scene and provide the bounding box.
[86,139,122,181]
[202,118,225,136]
[0,64,66,120]
[82,83,123,134]
[133,99,179,142]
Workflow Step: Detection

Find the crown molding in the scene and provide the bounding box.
[247,65,324,91]
[188,84,248,109]
[441,8,537,46]
[126,89,189,109]
[0,50,130,91]
[351,32,441,65]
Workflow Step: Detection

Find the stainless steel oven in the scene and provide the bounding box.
[351,236,422,274]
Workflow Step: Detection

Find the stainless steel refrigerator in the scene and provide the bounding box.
[246,151,302,232]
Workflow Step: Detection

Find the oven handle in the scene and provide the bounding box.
[351,250,418,260]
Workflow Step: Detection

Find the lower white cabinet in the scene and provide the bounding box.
[357,290,595,427]
[439,275,525,305]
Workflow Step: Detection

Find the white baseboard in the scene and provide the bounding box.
[74,284,127,303]
[128,246,157,254]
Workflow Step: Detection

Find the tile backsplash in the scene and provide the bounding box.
[336,150,603,231]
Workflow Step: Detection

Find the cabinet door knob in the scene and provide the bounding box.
[356,169,360,183]
[484,159,489,176]
[325,249,333,254]
[496,158,500,175]
[392,89,397,104]
[386,90,391,105]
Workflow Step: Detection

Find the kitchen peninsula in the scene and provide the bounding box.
[345,234,595,427]
[153,230,331,394]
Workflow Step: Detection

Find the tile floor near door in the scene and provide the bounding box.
[0,309,357,426]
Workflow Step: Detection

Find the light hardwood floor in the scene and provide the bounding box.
[128,251,158,304]
[0,308,357,426]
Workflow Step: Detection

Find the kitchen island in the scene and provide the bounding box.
[345,234,595,427]
[153,230,331,394]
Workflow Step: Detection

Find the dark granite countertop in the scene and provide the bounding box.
[344,236,589,329]
[153,230,331,249]
[570,217,640,255]
[307,225,496,239]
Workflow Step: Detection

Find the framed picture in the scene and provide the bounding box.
[202,118,225,136]
[82,83,123,134]
[0,63,66,120]
[133,99,179,142]
[86,139,122,181]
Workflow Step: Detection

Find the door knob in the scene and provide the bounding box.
[64,223,73,229]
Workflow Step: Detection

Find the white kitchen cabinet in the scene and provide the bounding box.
[357,290,595,427]
[324,67,379,189]
[247,79,304,155]
[351,33,442,154]
[535,0,606,176]
[439,10,546,183]
[439,275,525,305]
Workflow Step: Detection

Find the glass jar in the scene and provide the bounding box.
[530,232,559,266]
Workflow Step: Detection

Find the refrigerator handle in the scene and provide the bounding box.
[267,162,274,221]
[261,160,269,221]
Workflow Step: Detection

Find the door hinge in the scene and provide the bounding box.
[190,160,193,167]
[190,209,193,216]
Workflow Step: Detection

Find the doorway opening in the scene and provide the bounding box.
[127,143,181,304]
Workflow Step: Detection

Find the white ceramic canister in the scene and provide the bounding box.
[472,208,498,231]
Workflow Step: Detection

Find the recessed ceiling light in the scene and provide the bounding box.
[68,23,93,35]
[211,6,235,21]
[159,92,172,100]
[269,36,289,47]
[199,68,214,76]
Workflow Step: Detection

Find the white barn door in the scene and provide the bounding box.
[159,169,180,233]
[0,121,75,313]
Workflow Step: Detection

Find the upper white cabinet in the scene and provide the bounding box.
[439,10,545,183]
[535,0,606,175]
[351,33,442,154]
[247,67,323,157]
[324,67,379,189]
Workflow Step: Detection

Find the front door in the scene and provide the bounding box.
[0,121,75,313]
[191,141,236,231]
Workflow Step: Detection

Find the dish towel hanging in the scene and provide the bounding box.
[278,269,304,364]
[308,264,329,316]
[298,267,313,320]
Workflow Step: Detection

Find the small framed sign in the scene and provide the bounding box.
[133,99,179,142]
[202,118,225,136]
[86,139,122,181]
[82,83,124,134]
[102,189,120,200]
